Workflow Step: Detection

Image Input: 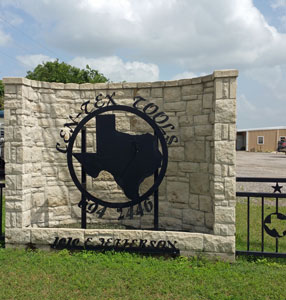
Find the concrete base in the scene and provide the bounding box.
[5,227,235,261]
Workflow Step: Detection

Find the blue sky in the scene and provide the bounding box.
[1,0,286,129]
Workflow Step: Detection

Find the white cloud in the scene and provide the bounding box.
[0,28,11,46]
[16,54,54,68]
[4,0,286,73]
[0,7,23,46]
[237,94,265,129]
[244,66,286,100]
[278,15,286,30]
[2,0,286,129]
[1,11,23,26]
[271,0,286,8]
[237,94,256,114]
[237,92,286,129]
[70,56,159,82]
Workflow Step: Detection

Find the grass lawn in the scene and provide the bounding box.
[1,197,286,299]
[236,199,286,252]
[0,249,286,300]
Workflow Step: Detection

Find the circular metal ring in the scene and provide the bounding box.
[67,105,168,208]
[264,212,286,238]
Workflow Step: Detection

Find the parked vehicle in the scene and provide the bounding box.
[277,139,286,152]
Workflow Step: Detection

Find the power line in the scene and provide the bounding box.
[0,15,62,60]
[0,48,34,68]
[0,48,25,77]
[11,38,37,55]
[0,48,20,64]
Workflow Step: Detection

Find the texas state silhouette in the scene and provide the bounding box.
[73,114,162,202]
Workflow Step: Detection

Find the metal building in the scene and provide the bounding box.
[236,126,286,152]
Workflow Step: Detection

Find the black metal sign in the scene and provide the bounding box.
[68,105,168,208]
[51,236,180,256]
[56,93,178,229]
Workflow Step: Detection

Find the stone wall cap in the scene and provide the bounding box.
[50,82,65,89]
[123,82,138,88]
[94,82,109,89]
[64,83,80,90]
[108,82,123,89]
[3,77,31,85]
[213,70,239,78]
[79,83,94,90]
[3,71,238,90]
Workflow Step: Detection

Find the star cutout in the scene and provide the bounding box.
[272,182,283,193]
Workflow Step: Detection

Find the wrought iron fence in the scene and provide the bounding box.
[0,183,5,241]
[236,177,286,258]
[0,158,4,179]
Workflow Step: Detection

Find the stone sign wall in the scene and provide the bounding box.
[3,69,238,260]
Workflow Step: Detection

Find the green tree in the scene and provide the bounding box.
[0,80,4,110]
[26,59,108,84]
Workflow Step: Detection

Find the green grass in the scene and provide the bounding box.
[236,199,286,252]
[0,249,286,300]
[1,196,286,298]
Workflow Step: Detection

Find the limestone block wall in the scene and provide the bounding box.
[4,70,238,259]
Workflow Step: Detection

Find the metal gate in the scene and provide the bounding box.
[236,177,286,258]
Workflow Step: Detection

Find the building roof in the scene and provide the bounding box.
[237,126,286,133]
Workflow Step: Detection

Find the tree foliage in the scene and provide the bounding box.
[26,59,108,84]
[0,60,107,109]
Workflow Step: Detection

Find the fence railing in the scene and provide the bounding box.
[236,177,286,258]
[0,157,4,179]
[0,183,4,241]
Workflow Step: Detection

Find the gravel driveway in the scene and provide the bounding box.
[236,151,286,178]
[236,152,286,194]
